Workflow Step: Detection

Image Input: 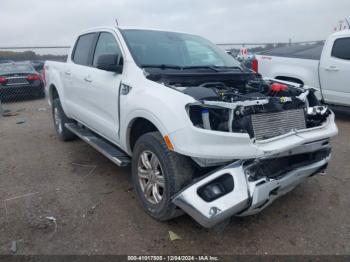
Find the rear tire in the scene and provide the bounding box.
[132,132,194,221]
[52,98,76,141]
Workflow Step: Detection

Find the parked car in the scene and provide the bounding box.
[45,26,337,228]
[255,30,350,110]
[0,60,14,64]
[0,62,45,101]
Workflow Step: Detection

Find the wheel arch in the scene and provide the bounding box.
[48,84,60,103]
[126,117,163,154]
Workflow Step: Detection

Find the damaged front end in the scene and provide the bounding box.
[173,140,331,228]
[148,69,331,144]
[183,77,330,141]
[146,69,335,227]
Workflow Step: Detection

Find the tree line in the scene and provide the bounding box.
[0,50,67,62]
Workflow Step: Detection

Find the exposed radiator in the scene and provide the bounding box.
[251,109,306,140]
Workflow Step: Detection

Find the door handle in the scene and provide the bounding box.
[84,76,92,83]
[64,71,71,76]
[325,66,339,72]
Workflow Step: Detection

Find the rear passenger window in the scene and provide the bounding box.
[93,32,122,67]
[72,33,96,65]
[331,37,350,60]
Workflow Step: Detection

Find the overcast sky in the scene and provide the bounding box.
[1,0,349,47]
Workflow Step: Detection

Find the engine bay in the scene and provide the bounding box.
[147,71,331,140]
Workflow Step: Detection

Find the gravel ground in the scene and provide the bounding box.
[0,99,349,255]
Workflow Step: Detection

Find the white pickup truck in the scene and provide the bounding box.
[44,26,337,228]
[255,30,350,110]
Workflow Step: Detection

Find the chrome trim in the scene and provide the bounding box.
[173,155,330,228]
[172,161,249,228]
[5,76,29,86]
[238,155,330,216]
[5,76,27,79]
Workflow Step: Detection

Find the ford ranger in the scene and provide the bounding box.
[44,26,338,228]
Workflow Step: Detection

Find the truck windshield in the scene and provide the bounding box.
[121,29,242,70]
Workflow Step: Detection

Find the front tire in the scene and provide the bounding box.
[52,98,76,141]
[132,132,194,221]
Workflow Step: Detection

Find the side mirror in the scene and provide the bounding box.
[96,54,123,73]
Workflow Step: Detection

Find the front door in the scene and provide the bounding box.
[82,31,124,143]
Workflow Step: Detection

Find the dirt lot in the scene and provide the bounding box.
[0,99,349,255]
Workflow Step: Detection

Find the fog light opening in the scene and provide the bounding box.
[197,173,234,202]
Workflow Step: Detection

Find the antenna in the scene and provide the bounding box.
[115,18,119,26]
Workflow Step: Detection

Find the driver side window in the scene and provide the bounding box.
[93,32,122,67]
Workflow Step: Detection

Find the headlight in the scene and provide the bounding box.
[186,103,252,136]
[186,103,229,131]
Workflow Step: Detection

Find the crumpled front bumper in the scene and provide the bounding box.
[173,149,330,228]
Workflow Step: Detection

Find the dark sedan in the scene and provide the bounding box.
[0,62,45,102]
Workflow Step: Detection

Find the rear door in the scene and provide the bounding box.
[319,36,350,106]
[67,32,98,121]
[80,31,124,143]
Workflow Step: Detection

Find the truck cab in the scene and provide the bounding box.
[319,30,350,106]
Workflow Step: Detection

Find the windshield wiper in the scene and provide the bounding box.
[141,64,242,72]
[140,64,182,70]
[212,65,243,71]
[181,66,219,72]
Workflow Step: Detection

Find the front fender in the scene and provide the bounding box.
[121,110,169,154]
[119,82,195,154]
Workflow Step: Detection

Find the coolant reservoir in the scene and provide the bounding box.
[201,109,211,130]
[271,83,288,92]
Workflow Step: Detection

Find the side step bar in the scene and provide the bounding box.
[65,123,131,167]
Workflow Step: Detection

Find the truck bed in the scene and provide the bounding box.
[259,42,324,60]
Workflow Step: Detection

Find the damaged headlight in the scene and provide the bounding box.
[307,106,329,115]
[186,103,258,137]
[304,90,331,128]
[186,103,231,132]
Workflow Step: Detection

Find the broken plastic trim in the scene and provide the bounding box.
[173,152,331,228]
[202,98,269,110]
